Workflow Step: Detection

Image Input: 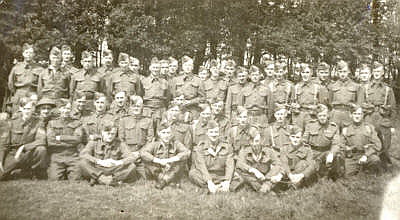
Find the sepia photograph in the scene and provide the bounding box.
[0,0,400,219]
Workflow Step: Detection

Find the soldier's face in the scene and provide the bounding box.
[59,103,72,118]
[20,102,34,119]
[237,72,248,84]
[62,50,73,62]
[23,48,35,62]
[119,60,129,69]
[372,67,384,80]
[210,67,219,78]
[317,111,328,124]
[130,59,140,72]
[103,55,113,66]
[160,63,169,76]
[211,101,223,115]
[115,92,126,107]
[301,67,312,81]
[173,96,185,106]
[351,108,363,123]
[158,127,172,143]
[264,64,275,77]
[75,98,86,111]
[237,112,248,125]
[94,97,107,112]
[81,58,93,70]
[39,105,53,118]
[150,63,160,76]
[169,62,178,74]
[182,62,193,73]
[207,127,220,142]
[102,128,117,143]
[289,132,302,146]
[274,68,286,80]
[225,66,236,76]
[167,106,180,120]
[49,54,62,67]
[199,70,209,81]
[250,71,261,83]
[338,67,349,80]
[274,110,287,123]
[130,103,143,115]
[359,69,371,82]
[318,69,330,81]
[200,107,212,120]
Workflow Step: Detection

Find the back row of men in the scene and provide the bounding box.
[0,42,396,193]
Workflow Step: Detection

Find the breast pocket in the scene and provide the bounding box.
[11,130,24,145]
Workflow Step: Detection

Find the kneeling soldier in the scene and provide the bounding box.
[189,121,234,193]
[341,105,382,177]
[79,123,138,186]
[141,122,190,189]
[47,99,83,180]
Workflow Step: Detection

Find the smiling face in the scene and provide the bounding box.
[207,127,220,143]
[359,68,371,82]
[237,111,248,125]
[23,48,35,62]
[237,71,248,84]
[372,66,384,80]
[150,63,161,77]
[250,69,261,83]
[317,111,328,125]
[39,104,53,118]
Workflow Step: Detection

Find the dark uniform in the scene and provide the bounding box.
[70,68,103,101]
[37,66,69,99]
[242,82,270,129]
[107,68,140,98]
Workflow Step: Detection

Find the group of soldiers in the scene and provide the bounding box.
[0,42,396,194]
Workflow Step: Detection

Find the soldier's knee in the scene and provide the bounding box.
[35,146,47,156]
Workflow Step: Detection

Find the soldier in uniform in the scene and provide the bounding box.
[222,59,237,86]
[268,62,293,116]
[141,58,170,135]
[233,133,285,193]
[37,46,69,99]
[190,104,213,148]
[46,99,83,180]
[210,98,230,139]
[242,65,270,130]
[82,92,114,144]
[202,60,228,104]
[98,49,117,92]
[341,105,382,176]
[314,62,331,106]
[140,122,190,189]
[109,91,129,125]
[263,104,291,153]
[189,121,234,193]
[79,123,139,186]
[108,52,139,98]
[70,51,103,102]
[225,66,248,122]
[328,60,362,129]
[0,98,55,180]
[291,64,324,130]
[280,126,316,188]
[61,45,79,77]
[70,92,92,120]
[159,59,170,80]
[168,57,179,78]
[8,43,41,115]
[361,62,396,170]
[170,56,204,120]
[303,104,344,179]
[198,66,209,82]
[260,61,275,86]
[227,107,260,156]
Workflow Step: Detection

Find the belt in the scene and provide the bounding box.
[144,99,165,107]
[333,104,350,111]
[247,109,265,116]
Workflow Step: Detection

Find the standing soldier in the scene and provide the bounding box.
[341,105,382,176]
[160,105,191,147]
[8,43,41,115]
[222,59,237,86]
[358,64,371,86]
[0,98,55,180]
[291,64,324,130]
[242,65,270,130]
[37,46,69,99]
[361,62,396,170]
[268,62,293,116]
[70,51,103,103]
[159,59,170,80]
[198,66,210,82]
[303,104,344,179]
[314,62,331,107]
[202,60,228,103]
[328,60,362,129]
[141,123,190,189]
[108,52,139,98]
[98,49,116,93]
[61,45,79,77]
[189,121,234,193]
[46,99,83,180]
[168,57,179,78]
[142,58,170,135]
[225,66,248,122]
[170,56,204,120]
[260,61,275,86]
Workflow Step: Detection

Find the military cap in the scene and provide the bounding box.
[199,103,211,112]
[337,60,349,70]
[102,122,118,132]
[74,91,88,100]
[130,56,139,63]
[61,45,72,52]
[36,98,56,108]
[181,55,193,65]
[198,66,208,73]
[118,52,129,62]
[81,51,92,60]
[236,66,248,75]
[49,46,61,58]
[372,61,384,70]
[314,104,328,115]
[274,103,287,113]
[103,49,113,57]
[288,125,302,135]
[237,106,248,115]
[129,95,143,105]
[249,65,260,73]
[209,96,224,104]
[57,98,71,107]
[349,103,363,113]
[317,62,330,71]
[22,43,34,52]
[94,92,107,101]
[160,59,169,65]
[210,59,219,68]
[168,57,178,64]
[225,59,236,67]
[275,62,287,71]
[150,57,159,65]
[158,121,170,131]
[206,120,219,130]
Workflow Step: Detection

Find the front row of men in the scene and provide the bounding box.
[0,94,383,193]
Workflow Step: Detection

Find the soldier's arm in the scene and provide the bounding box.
[120,142,138,165]
[0,122,12,167]
[365,125,382,157]
[7,67,15,94]
[355,83,363,105]
[267,149,285,177]
[192,143,212,181]
[236,148,251,172]
[302,148,316,178]
[69,76,76,100]
[59,123,83,145]
[140,142,156,162]
[171,142,190,161]
[330,125,341,154]
[224,146,235,181]
[24,122,47,151]
[37,72,43,97]
[279,146,290,175]
[225,87,233,119]
[146,119,154,143]
[80,141,97,163]
[118,118,126,142]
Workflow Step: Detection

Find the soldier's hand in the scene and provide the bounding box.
[219,180,230,192]
[289,173,304,184]
[97,159,114,168]
[153,158,168,166]
[249,168,265,180]
[391,128,395,135]
[207,180,217,194]
[326,153,334,164]
[271,173,283,183]
[359,155,368,164]
[14,145,25,161]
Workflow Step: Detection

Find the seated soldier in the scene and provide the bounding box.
[70,92,92,120]
[79,123,139,186]
[280,126,316,189]
[189,121,234,193]
[47,99,83,180]
[303,104,344,180]
[263,104,291,153]
[159,105,191,147]
[140,122,190,190]
[190,104,213,148]
[109,91,129,125]
[0,98,56,180]
[233,134,285,193]
[341,105,382,177]
[210,98,230,140]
